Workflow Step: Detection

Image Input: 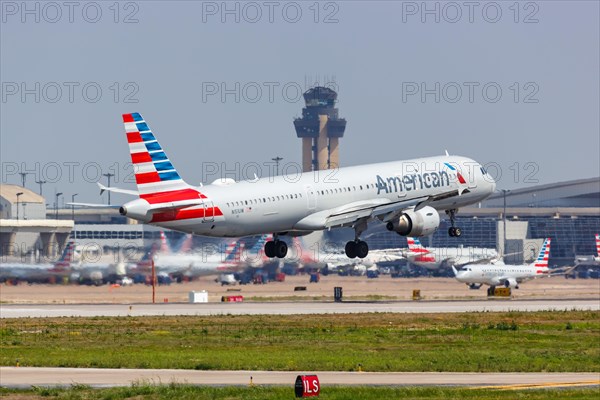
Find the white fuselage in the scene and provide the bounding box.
[454,264,544,287]
[407,247,498,270]
[149,155,495,237]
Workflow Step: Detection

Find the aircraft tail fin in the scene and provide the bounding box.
[531,238,551,270]
[407,237,429,254]
[178,234,194,253]
[122,113,199,200]
[53,240,75,270]
[596,233,599,257]
[159,231,170,254]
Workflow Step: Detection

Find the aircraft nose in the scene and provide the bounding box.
[489,177,496,194]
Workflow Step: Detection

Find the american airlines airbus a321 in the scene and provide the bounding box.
[109,113,496,259]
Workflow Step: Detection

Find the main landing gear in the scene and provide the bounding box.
[345,240,369,259]
[264,236,288,258]
[345,219,369,259]
[446,209,462,237]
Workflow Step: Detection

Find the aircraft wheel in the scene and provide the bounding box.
[265,241,275,258]
[448,227,456,237]
[454,227,462,237]
[274,240,288,259]
[345,241,357,258]
[356,241,369,259]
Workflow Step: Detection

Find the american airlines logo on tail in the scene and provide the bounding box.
[121,113,224,223]
[534,238,551,271]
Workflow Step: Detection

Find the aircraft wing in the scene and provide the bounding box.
[294,196,430,231]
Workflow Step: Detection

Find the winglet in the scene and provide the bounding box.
[445,149,449,156]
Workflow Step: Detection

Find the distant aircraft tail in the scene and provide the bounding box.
[531,238,551,271]
[159,231,170,254]
[595,234,600,257]
[53,241,75,270]
[407,237,429,254]
[223,242,245,264]
[178,234,194,253]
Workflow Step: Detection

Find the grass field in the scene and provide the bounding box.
[1,384,600,400]
[1,311,598,372]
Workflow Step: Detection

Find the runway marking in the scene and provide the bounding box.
[473,380,600,390]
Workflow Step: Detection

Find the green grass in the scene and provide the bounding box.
[1,311,599,372]
[1,385,599,400]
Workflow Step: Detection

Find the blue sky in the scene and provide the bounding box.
[1,1,598,204]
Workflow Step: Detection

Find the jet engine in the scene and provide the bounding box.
[504,278,519,289]
[386,206,440,237]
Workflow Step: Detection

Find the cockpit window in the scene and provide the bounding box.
[480,166,487,175]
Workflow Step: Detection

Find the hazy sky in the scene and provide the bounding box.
[1,1,598,204]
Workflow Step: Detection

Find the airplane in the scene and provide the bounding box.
[452,238,553,293]
[0,241,76,283]
[153,241,245,279]
[405,237,498,271]
[96,112,496,260]
[289,236,404,274]
[574,234,600,266]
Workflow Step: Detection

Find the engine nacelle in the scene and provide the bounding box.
[504,278,519,289]
[386,206,440,237]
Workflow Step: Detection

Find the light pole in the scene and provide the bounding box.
[16,192,23,220]
[501,189,510,260]
[55,192,63,220]
[71,194,78,221]
[19,172,32,188]
[103,173,115,205]
[72,193,78,241]
[271,156,283,176]
[35,180,47,196]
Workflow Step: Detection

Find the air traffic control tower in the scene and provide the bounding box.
[294,86,346,172]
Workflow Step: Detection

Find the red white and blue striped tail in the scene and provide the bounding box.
[407,237,429,253]
[595,234,600,257]
[533,238,551,269]
[122,112,196,198]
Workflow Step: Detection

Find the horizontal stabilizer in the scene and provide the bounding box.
[97,182,138,196]
[67,202,122,209]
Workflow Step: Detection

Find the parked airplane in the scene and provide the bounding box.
[574,234,600,266]
[290,237,404,272]
[0,242,76,283]
[153,241,245,279]
[452,238,552,292]
[405,237,498,271]
[98,113,495,260]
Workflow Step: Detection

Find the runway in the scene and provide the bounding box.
[1,299,598,318]
[1,367,598,389]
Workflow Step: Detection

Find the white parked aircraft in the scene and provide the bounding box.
[0,242,75,283]
[452,238,552,291]
[574,234,600,266]
[405,237,498,271]
[152,241,244,279]
[103,113,495,260]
